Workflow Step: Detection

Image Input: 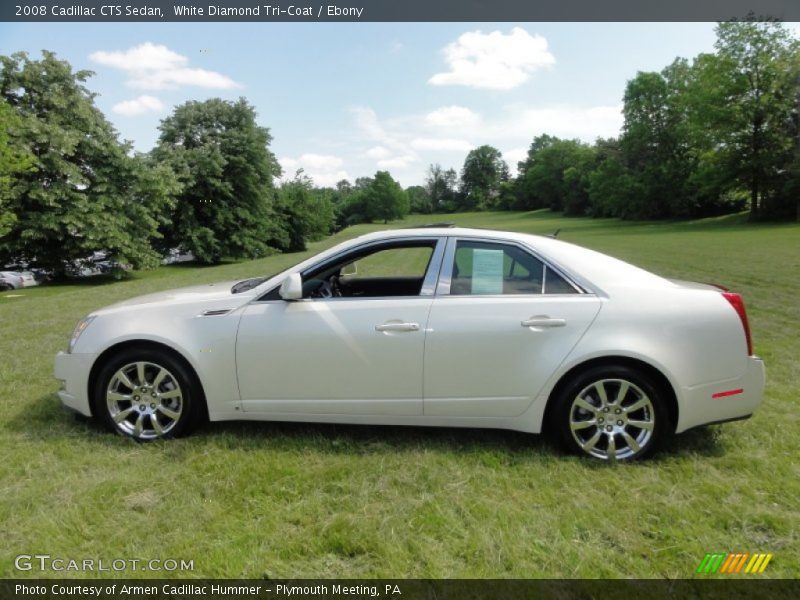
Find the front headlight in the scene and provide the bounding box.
[68,316,96,353]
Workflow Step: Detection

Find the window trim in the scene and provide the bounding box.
[255,236,447,302]
[435,236,587,297]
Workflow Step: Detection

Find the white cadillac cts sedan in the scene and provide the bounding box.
[55,228,765,460]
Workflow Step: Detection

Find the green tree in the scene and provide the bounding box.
[337,177,371,225]
[703,21,800,219]
[324,179,353,230]
[152,98,285,263]
[424,164,458,212]
[0,51,171,274]
[338,172,408,224]
[619,67,697,218]
[586,138,638,217]
[514,135,595,214]
[459,145,509,211]
[275,170,335,252]
[512,134,554,210]
[0,99,34,238]
[339,191,368,225]
[406,185,433,214]
[335,179,354,196]
[363,171,409,223]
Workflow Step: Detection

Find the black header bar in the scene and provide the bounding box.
[2,0,800,23]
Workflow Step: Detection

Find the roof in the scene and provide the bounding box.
[356,227,540,242]
[354,227,672,291]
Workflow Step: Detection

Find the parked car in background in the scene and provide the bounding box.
[162,249,195,265]
[0,272,23,289]
[66,252,132,278]
[55,228,765,460]
[18,271,38,287]
[0,270,36,289]
[0,273,17,291]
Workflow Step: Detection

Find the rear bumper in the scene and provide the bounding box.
[676,356,765,433]
[54,351,96,417]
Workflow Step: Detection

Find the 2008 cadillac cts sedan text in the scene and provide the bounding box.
[55,228,765,460]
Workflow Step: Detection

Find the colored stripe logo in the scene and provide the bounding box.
[696,553,773,574]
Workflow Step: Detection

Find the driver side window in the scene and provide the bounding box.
[347,246,433,279]
[303,241,436,299]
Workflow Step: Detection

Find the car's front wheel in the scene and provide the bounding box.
[553,365,669,461]
[93,347,203,441]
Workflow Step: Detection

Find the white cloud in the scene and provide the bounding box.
[111,95,165,116]
[293,153,343,170]
[429,27,555,90]
[503,147,528,175]
[90,42,186,71]
[410,137,474,152]
[90,42,240,90]
[351,106,420,170]
[351,106,392,145]
[127,68,239,90]
[365,146,391,160]
[279,154,349,188]
[511,104,623,140]
[377,155,418,169]
[424,105,480,128]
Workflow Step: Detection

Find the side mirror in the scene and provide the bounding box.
[341,261,358,276]
[279,273,303,300]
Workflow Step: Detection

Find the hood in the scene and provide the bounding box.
[94,280,256,314]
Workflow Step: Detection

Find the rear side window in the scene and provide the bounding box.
[449,240,577,295]
[544,267,577,294]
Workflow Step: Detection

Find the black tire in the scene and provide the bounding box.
[92,346,204,441]
[551,365,669,461]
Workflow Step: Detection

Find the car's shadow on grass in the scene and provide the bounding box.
[660,427,727,459]
[14,393,725,463]
[202,418,553,456]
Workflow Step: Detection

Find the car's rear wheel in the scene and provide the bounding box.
[553,365,669,461]
[93,347,202,441]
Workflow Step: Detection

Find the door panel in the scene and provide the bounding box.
[423,296,602,417]
[236,298,432,415]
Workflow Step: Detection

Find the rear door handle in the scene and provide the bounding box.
[375,322,420,332]
[521,317,566,328]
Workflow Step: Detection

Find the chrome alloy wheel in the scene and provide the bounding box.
[568,378,655,460]
[106,361,183,440]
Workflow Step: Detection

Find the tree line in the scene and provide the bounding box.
[413,21,800,222]
[0,21,797,276]
[0,48,413,274]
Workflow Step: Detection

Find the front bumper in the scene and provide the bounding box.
[676,356,765,433]
[54,351,96,417]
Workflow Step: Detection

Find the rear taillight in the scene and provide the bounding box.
[722,292,753,356]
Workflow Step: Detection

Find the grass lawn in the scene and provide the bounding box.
[1,210,798,579]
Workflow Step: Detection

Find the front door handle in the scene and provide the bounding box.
[521,316,566,328]
[375,322,420,332]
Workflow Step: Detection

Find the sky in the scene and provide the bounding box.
[0,22,732,187]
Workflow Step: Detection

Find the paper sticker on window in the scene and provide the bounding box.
[471,248,504,294]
